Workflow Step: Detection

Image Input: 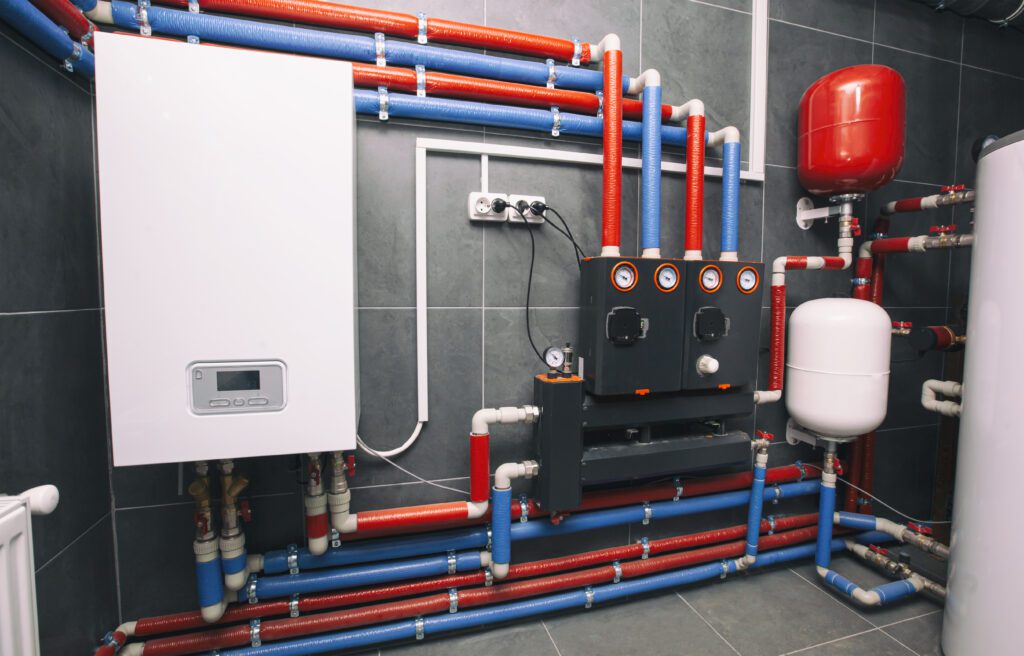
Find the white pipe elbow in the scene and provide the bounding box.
[670,99,705,121]
[590,33,622,59]
[754,390,781,405]
[875,518,907,542]
[247,553,264,573]
[471,406,539,435]
[859,241,874,259]
[335,514,358,534]
[121,644,144,656]
[491,562,510,579]
[601,245,622,257]
[85,1,113,24]
[115,622,138,639]
[707,126,740,147]
[921,380,963,417]
[627,69,661,94]
[200,599,227,623]
[494,460,539,490]
[479,550,492,567]
[467,501,489,519]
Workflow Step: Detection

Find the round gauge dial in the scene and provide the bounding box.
[655,263,680,292]
[544,346,565,370]
[737,267,760,294]
[699,265,723,293]
[611,262,638,292]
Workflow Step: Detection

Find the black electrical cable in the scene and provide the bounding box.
[539,203,585,267]
[510,204,547,366]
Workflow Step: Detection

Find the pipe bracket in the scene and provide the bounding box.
[136,0,152,37]
[416,65,426,98]
[596,91,604,117]
[550,107,561,137]
[287,543,300,575]
[851,277,870,286]
[187,0,199,12]
[485,568,494,587]
[642,502,652,525]
[571,37,582,66]
[794,460,807,481]
[673,477,684,501]
[585,586,595,609]
[101,632,123,649]
[249,619,261,647]
[415,617,425,640]
[519,496,529,523]
[767,515,776,536]
[447,550,457,575]
[378,86,390,121]
[546,59,557,89]
[448,588,458,613]
[330,528,341,550]
[719,560,729,579]
[246,574,259,604]
[186,35,200,45]
[417,12,428,44]
[640,536,650,559]
[289,594,300,618]
[612,561,622,583]
[771,484,781,505]
[374,33,387,66]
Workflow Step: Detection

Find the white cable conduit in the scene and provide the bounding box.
[921,379,963,418]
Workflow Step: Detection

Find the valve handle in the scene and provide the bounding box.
[755,430,774,441]
[907,521,933,535]
[869,544,890,556]
[239,499,253,523]
[345,454,357,478]
[833,457,844,476]
[940,184,965,193]
[929,224,957,235]
[891,321,913,328]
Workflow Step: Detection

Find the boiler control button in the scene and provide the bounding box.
[696,355,720,376]
[248,397,269,406]
[210,399,230,407]
[233,398,245,406]
[694,307,728,341]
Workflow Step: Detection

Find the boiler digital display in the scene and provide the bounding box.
[217,370,261,391]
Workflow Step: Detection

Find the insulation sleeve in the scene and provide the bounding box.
[869,255,885,307]
[28,0,92,40]
[220,620,419,656]
[835,512,878,531]
[222,552,247,576]
[822,569,859,596]
[196,556,225,609]
[426,18,587,63]
[721,140,741,255]
[816,481,837,568]
[684,114,706,255]
[892,197,925,213]
[869,237,912,254]
[469,434,490,503]
[0,0,93,75]
[640,84,663,252]
[305,510,329,540]
[874,579,921,603]
[785,256,808,269]
[355,502,472,532]
[928,325,955,350]
[461,568,612,608]
[601,49,623,251]
[768,285,786,391]
[822,256,846,269]
[491,487,513,566]
[745,463,767,557]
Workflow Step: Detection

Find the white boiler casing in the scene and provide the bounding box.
[942,130,1024,655]
[785,298,891,437]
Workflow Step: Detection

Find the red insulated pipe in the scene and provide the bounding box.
[355,501,471,532]
[684,114,707,255]
[28,0,92,41]
[869,237,912,255]
[469,433,490,503]
[768,284,786,391]
[155,0,591,63]
[822,256,846,269]
[305,510,329,543]
[891,197,925,214]
[131,520,821,654]
[852,257,872,301]
[870,254,886,306]
[601,49,623,253]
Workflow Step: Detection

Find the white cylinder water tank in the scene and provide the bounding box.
[785,298,891,437]
[942,131,1024,655]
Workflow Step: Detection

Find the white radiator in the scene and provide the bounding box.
[0,486,59,656]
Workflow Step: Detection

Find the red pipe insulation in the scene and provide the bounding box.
[684,114,707,255]
[868,237,912,255]
[768,284,786,391]
[469,433,490,503]
[601,48,623,253]
[155,0,591,63]
[355,501,477,532]
[28,0,92,41]
[305,508,329,543]
[128,516,820,654]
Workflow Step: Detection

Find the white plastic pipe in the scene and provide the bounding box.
[471,405,539,436]
[626,68,661,95]
[589,33,621,59]
[921,379,963,417]
[669,99,705,122]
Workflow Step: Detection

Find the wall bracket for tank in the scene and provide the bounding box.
[785,418,857,448]
[794,196,860,230]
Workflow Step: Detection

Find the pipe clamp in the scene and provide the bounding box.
[289,594,300,618]
[416,65,426,98]
[485,568,494,586]
[571,37,582,66]
[640,536,650,559]
[447,550,457,575]
[550,107,561,137]
[415,617,425,640]
[673,478,684,501]
[249,619,261,647]
[246,574,259,604]
[378,86,390,121]
[642,502,652,525]
[719,561,729,579]
[417,12,428,44]
[851,277,870,286]
[136,0,152,37]
[794,460,807,481]
[767,515,776,535]
[449,588,458,613]
[486,526,492,551]
[771,484,781,505]
[585,586,595,608]
[519,496,529,522]
[546,59,557,89]
[612,561,622,583]
[287,544,300,575]
[101,632,123,649]
[63,43,82,73]
[187,0,199,12]
[330,528,341,549]
[374,33,386,66]
[596,91,604,117]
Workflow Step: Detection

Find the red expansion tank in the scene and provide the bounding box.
[798,64,905,197]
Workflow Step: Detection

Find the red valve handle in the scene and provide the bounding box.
[907,521,933,535]
[849,217,862,237]
[940,184,965,193]
[929,224,957,234]
[194,512,209,535]
[833,457,844,476]
[869,544,890,556]
[239,499,253,523]
[755,430,774,441]
[345,454,357,478]
[891,321,913,328]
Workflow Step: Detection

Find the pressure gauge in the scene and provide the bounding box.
[611,261,638,292]
[654,263,680,293]
[544,346,565,370]
[737,266,760,294]
[699,265,722,293]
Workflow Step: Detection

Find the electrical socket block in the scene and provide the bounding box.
[508,194,546,224]
[468,192,509,222]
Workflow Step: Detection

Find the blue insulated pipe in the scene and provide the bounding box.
[640,84,663,253]
[490,486,513,574]
[815,475,837,569]
[219,533,892,656]
[835,511,881,532]
[721,140,741,256]
[0,0,94,76]
[744,453,769,560]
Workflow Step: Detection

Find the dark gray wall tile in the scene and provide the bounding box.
[36,515,118,655]
[955,65,1024,184]
[0,311,108,566]
[766,20,873,167]
[769,0,875,41]
[963,15,1024,79]
[872,425,939,525]
[874,0,964,61]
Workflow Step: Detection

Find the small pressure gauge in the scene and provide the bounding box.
[611,261,638,292]
[699,265,722,293]
[655,263,680,293]
[544,346,565,370]
[737,266,760,294]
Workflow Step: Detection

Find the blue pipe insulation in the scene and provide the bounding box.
[744,461,768,558]
[222,552,247,576]
[640,85,663,252]
[264,480,821,577]
[815,479,837,569]
[244,551,482,601]
[107,1,627,93]
[195,556,225,609]
[821,569,920,604]
[0,0,95,77]
[835,511,880,532]
[491,487,512,567]
[352,89,693,147]
[721,140,741,255]
[70,0,96,10]
[220,533,891,656]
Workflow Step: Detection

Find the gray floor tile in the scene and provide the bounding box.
[790,629,915,655]
[544,592,738,656]
[383,620,559,656]
[791,553,942,626]
[682,568,872,656]
[882,611,943,656]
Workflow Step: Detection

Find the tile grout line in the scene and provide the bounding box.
[779,627,880,655]
[35,512,110,573]
[878,608,942,629]
[0,307,101,317]
[878,627,924,656]
[689,0,752,16]
[676,592,743,656]
[541,620,564,656]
